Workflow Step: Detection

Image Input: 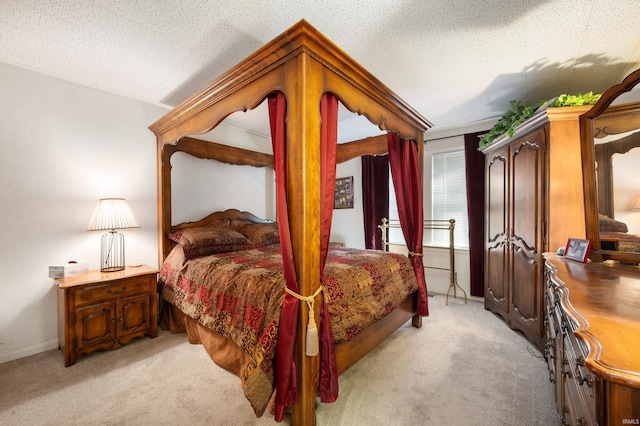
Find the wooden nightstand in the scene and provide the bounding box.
[56,265,158,366]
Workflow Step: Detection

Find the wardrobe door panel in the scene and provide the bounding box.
[509,130,544,346]
[485,148,509,316]
[510,138,541,260]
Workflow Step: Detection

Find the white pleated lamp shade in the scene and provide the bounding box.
[87,198,140,231]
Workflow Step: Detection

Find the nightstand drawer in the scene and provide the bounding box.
[75,276,151,306]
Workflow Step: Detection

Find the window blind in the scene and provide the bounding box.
[431,150,469,249]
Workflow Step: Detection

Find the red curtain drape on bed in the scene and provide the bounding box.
[361,154,389,250]
[269,91,339,421]
[318,93,339,403]
[388,133,429,316]
[268,92,299,420]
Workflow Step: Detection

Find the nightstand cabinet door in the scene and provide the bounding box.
[119,293,152,340]
[76,301,117,350]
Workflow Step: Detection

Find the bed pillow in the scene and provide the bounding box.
[598,213,628,233]
[239,222,280,247]
[168,227,252,259]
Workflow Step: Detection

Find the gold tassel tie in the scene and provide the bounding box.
[285,285,323,356]
[408,251,423,257]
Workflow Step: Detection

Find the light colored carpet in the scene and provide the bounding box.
[0,295,558,425]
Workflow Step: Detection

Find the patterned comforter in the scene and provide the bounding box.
[159,243,417,416]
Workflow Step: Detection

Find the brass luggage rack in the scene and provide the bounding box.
[379,218,467,305]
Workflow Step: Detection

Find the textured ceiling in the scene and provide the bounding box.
[2,0,640,140]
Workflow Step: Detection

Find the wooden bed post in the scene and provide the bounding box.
[157,140,171,267]
[284,51,324,426]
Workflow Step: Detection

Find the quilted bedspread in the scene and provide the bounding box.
[159,243,417,416]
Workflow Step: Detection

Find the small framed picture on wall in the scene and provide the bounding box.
[334,176,354,209]
[564,238,592,263]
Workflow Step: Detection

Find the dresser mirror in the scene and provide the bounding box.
[581,68,640,263]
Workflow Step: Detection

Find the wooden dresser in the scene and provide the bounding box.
[57,265,158,366]
[482,106,591,350]
[544,253,640,425]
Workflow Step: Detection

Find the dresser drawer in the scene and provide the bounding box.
[75,276,151,306]
[563,377,589,426]
[565,332,595,396]
[550,304,564,339]
[563,333,596,424]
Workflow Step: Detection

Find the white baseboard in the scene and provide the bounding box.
[0,339,59,365]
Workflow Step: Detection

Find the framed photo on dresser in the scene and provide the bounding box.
[564,238,592,263]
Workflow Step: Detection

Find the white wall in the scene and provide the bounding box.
[170,125,274,224]
[0,63,167,363]
[330,158,365,248]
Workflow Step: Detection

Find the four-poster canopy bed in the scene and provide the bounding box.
[149,20,432,425]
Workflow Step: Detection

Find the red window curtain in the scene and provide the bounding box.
[464,132,486,297]
[387,133,429,316]
[361,155,389,250]
[269,91,339,421]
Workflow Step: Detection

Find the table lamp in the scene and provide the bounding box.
[87,198,140,272]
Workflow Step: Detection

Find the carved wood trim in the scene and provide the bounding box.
[336,134,388,163]
[171,137,274,167]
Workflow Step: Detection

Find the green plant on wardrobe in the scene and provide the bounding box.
[478,99,544,148]
[478,92,602,148]
[550,91,601,107]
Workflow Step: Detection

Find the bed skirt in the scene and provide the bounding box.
[161,303,277,416]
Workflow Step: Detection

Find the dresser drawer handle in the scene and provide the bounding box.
[561,407,570,426]
[561,358,572,378]
[575,366,593,387]
[107,286,127,295]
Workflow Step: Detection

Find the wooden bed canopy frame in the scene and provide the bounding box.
[149,20,431,425]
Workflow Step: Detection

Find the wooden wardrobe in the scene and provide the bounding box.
[481,105,592,350]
